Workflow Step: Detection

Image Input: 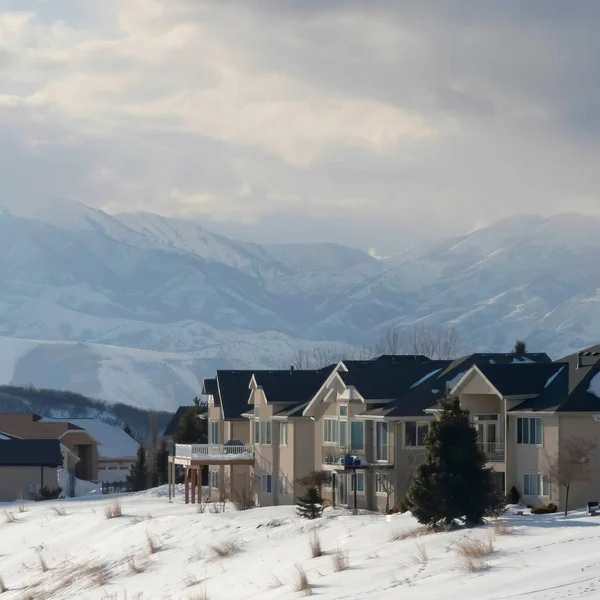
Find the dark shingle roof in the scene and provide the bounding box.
[476,363,566,397]
[163,406,193,437]
[202,379,220,405]
[0,439,63,467]
[216,370,257,420]
[253,367,335,406]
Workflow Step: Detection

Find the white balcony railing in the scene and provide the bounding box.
[174,444,254,461]
[478,442,505,462]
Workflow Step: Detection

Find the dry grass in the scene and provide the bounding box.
[0,574,6,593]
[269,574,284,589]
[308,531,323,558]
[146,532,161,555]
[127,555,147,575]
[104,501,122,520]
[189,587,210,600]
[409,539,428,565]
[455,536,495,559]
[85,561,111,587]
[4,511,17,524]
[184,573,200,588]
[209,540,239,560]
[294,565,312,596]
[463,556,488,573]
[331,548,349,572]
[52,506,67,516]
[196,501,206,514]
[492,522,513,536]
[188,544,204,563]
[38,554,49,573]
[208,503,221,514]
[390,526,428,542]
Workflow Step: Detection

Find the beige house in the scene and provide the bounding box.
[173,347,600,515]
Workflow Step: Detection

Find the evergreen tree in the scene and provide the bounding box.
[296,485,324,520]
[407,398,504,527]
[127,445,149,492]
[173,407,206,444]
[513,339,527,356]
[153,439,169,486]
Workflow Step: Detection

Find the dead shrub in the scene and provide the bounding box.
[294,565,312,596]
[0,574,6,593]
[127,555,147,575]
[331,548,349,572]
[390,526,428,542]
[146,532,161,555]
[189,588,210,600]
[18,504,28,514]
[188,544,203,563]
[308,531,322,558]
[232,479,256,511]
[85,561,111,587]
[38,553,49,573]
[463,556,488,573]
[455,537,495,560]
[409,539,428,565]
[209,540,238,560]
[196,501,206,514]
[492,522,513,536]
[184,573,199,588]
[4,511,17,523]
[104,501,122,520]
[52,506,67,516]
[269,574,284,589]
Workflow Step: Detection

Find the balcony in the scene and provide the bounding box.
[174,443,254,463]
[478,442,505,462]
[322,445,394,467]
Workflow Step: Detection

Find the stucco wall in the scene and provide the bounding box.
[0,466,59,502]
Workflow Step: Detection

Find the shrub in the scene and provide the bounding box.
[455,537,494,559]
[52,506,67,516]
[209,541,238,560]
[331,548,349,572]
[127,555,146,574]
[410,539,428,565]
[294,565,312,596]
[531,504,557,515]
[0,574,6,593]
[232,479,256,511]
[104,501,122,519]
[390,495,412,514]
[506,486,520,505]
[308,531,322,558]
[146,532,161,554]
[35,486,62,501]
[492,522,513,536]
[18,504,28,514]
[4,511,17,524]
[464,556,488,573]
[296,486,323,520]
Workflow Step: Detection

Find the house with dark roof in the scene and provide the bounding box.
[0,437,65,501]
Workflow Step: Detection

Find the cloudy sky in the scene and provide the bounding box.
[1,1,599,254]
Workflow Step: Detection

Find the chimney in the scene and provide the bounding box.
[290,365,295,373]
[577,353,583,369]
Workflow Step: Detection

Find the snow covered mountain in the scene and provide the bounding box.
[0,199,598,410]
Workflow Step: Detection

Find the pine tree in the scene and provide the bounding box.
[513,339,527,356]
[173,407,206,444]
[127,445,149,492]
[407,398,504,527]
[153,439,170,486]
[296,485,324,520]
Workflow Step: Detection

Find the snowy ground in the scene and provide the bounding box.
[2,490,600,600]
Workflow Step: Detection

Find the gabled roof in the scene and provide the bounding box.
[0,439,63,467]
[216,370,257,420]
[202,379,220,405]
[163,406,193,437]
[253,367,335,406]
[474,363,566,397]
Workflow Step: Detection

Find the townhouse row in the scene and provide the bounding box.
[169,345,600,513]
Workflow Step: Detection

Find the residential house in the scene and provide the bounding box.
[0,435,64,501]
[0,414,99,482]
[162,406,193,441]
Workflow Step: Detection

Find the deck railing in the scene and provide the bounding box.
[478,442,506,462]
[174,444,254,461]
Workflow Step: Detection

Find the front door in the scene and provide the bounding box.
[476,417,498,449]
[338,473,348,506]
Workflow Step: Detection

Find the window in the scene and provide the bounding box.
[376,421,389,461]
[280,422,288,446]
[119,467,128,470]
[350,472,365,492]
[523,473,550,496]
[405,421,430,448]
[98,466,106,470]
[210,421,219,444]
[350,421,364,451]
[376,474,390,494]
[339,405,348,417]
[108,466,118,470]
[324,418,339,443]
[254,419,260,444]
[261,420,272,445]
[262,474,272,494]
[517,417,543,445]
[279,475,287,495]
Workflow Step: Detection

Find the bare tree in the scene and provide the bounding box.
[378,474,395,513]
[408,324,461,360]
[544,436,597,516]
[374,326,403,356]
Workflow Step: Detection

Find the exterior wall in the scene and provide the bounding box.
[392,421,427,509]
[252,389,277,506]
[506,413,559,508]
[0,466,59,502]
[293,419,316,499]
[556,415,600,512]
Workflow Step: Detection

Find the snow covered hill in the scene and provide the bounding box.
[0,198,598,410]
[2,494,600,600]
